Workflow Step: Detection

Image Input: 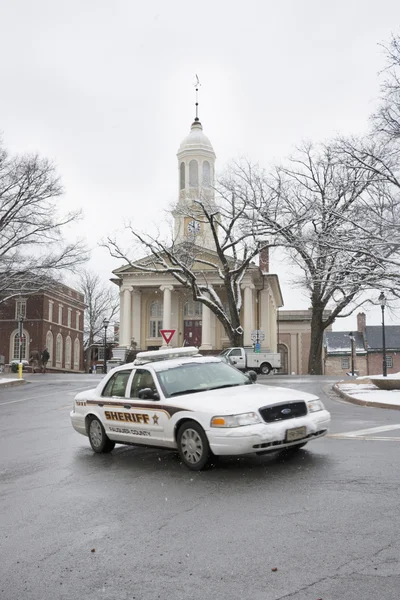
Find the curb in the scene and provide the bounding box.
[0,379,27,389]
[332,383,400,411]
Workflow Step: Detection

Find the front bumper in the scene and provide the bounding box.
[206,410,331,456]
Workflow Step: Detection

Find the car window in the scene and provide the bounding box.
[130,369,157,398]
[230,349,242,357]
[102,370,132,398]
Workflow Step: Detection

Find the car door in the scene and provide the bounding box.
[99,369,134,443]
[228,348,245,370]
[127,368,170,446]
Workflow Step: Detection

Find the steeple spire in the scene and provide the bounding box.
[194,74,201,122]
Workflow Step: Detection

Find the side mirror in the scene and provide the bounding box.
[247,370,257,382]
[138,388,159,400]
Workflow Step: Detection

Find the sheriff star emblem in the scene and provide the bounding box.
[152,413,159,425]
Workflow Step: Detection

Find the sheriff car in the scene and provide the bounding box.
[70,347,331,471]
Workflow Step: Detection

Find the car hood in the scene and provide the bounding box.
[171,384,319,413]
[75,388,98,401]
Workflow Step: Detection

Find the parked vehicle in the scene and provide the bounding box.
[220,347,281,375]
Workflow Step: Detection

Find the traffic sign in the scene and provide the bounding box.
[160,329,176,345]
[251,330,265,342]
[254,343,261,353]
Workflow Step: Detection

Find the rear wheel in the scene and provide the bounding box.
[177,421,212,471]
[260,362,272,375]
[88,416,115,453]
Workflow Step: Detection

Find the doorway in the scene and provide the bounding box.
[183,320,202,347]
[278,343,289,374]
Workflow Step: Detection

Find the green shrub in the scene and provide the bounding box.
[11,363,18,373]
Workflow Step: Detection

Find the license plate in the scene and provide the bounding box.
[286,426,307,442]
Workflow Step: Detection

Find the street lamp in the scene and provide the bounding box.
[378,292,387,377]
[103,318,110,375]
[348,332,355,377]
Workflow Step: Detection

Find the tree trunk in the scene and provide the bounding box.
[308,305,325,375]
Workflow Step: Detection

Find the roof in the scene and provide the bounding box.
[324,331,366,355]
[365,325,400,351]
[177,121,216,159]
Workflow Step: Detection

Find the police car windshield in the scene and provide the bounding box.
[156,361,250,398]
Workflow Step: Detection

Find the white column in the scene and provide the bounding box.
[200,295,212,350]
[132,289,142,350]
[259,288,270,348]
[121,288,132,347]
[160,285,174,344]
[119,291,124,344]
[242,284,255,346]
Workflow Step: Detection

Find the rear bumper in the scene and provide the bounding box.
[207,410,331,456]
[70,411,87,436]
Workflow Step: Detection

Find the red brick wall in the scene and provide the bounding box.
[367,352,400,376]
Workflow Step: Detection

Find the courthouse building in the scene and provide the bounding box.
[112,114,284,354]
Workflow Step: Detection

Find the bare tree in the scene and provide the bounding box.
[78,270,119,371]
[103,190,286,347]
[227,145,400,374]
[0,141,88,303]
[374,34,400,141]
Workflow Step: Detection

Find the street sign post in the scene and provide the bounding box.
[251,330,265,344]
[160,329,176,345]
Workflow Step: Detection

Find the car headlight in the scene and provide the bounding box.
[210,412,261,428]
[307,400,325,413]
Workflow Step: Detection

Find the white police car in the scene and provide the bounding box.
[71,347,331,471]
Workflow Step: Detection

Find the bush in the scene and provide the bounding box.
[11,362,18,373]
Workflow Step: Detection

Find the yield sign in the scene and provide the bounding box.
[160,329,176,345]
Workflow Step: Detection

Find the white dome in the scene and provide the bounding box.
[177,121,216,158]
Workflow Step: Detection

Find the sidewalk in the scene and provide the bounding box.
[0,373,28,388]
[333,374,400,410]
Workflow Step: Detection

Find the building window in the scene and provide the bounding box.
[74,338,80,370]
[12,332,27,360]
[46,330,53,367]
[341,357,350,369]
[98,347,105,360]
[56,333,63,367]
[76,312,80,330]
[49,301,54,322]
[386,356,393,368]
[15,299,27,319]
[149,300,163,338]
[58,305,63,325]
[65,336,72,369]
[189,160,198,187]
[183,300,202,318]
[180,162,185,190]
[203,161,210,186]
[67,308,72,328]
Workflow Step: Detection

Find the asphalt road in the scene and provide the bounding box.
[0,374,399,600]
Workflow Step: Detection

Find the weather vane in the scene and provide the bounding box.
[194,74,201,121]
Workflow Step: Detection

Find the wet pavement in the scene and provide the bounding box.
[0,374,399,600]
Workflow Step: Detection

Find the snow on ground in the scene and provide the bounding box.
[337,381,400,407]
[0,377,24,385]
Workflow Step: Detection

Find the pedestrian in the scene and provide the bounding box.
[29,349,41,374]
[41,347,50,373]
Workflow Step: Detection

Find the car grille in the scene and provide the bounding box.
[259,401,307,423]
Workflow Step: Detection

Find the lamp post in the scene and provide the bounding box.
[348,332,355,377]
[18,315,24,379]
[379,292,387,377]
[103,318,110,375]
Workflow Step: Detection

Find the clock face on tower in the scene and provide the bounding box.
[187,220,201,234]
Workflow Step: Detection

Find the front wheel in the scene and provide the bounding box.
[88,416,115,453]
[259,362,272,375]
[177,422,212,471]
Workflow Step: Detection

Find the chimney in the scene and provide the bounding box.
[357,312,366,334]
[259,247,269,274]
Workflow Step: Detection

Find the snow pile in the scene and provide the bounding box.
[337,381,400,408]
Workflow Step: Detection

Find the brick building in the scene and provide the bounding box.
[0,282,85,372]
[324,312,400,377]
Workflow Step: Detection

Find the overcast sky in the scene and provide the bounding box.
[1,0,399,330]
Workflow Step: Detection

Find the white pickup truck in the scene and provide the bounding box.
[220,347,281,375]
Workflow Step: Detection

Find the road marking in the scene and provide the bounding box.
[329,424,400,437]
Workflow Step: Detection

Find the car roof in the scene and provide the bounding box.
[112,355,222,374]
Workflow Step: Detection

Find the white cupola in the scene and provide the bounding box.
[173,90,217,248]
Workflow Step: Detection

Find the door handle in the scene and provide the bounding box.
[123,404,131,409]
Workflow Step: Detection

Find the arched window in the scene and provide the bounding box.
[56,333,63,368]
[180,162,185,190]
[149,300,163,338]
[74,339,80,370]
[65,336,72,370]
[46,330,53,367]
[11,331,28,360]
[189,160,198,187]
[203,161,210,186]
[183,300,202,318]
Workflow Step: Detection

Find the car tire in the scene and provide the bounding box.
[88,416,115,453]
[177,421,212,471]
[260,362,272,375]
